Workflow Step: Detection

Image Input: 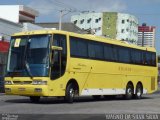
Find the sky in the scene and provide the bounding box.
[0,0,160,54]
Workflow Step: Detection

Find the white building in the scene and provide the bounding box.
[116,13,138,44]
[71,12,138,44]
[0,5,43,40]
[0,18,22,40]
[0,5,39,23]
[71,12,102,35]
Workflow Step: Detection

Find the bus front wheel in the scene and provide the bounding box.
[65,84,75,103]
[30,96,40,103]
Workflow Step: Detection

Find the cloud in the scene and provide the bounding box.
[28,0,57,15]
[28,0,127,14]
[27,0,127,22]
[92,0,127,12]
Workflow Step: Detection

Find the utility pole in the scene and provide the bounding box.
[58,9,74,30]
[59,10,63,30]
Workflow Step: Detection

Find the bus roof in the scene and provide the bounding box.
[12,30,156,52]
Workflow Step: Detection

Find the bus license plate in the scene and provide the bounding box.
[18,88,25,91]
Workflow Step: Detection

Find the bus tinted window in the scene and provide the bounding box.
[70,37,88,58]
[131,49,142,64]
[88,42,103,59]
[118,47,130,63]
[104,44,113,61]
[145,52,152,65]
[152,53,156,66]
[94,43,103,59]
[70,36,156,67]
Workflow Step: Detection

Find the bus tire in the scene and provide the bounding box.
[65,83,75,103]
[125,83,134,100]
[30,96,40,103]
[134,83,143,99]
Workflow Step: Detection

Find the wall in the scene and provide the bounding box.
[116,13,138,44]
[102,12,117,39]
[0,5,19,23]
[0,18,22,40]
[158,63,160,85]
[71,12,102,35]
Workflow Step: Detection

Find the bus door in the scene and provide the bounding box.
[51,34,67,80]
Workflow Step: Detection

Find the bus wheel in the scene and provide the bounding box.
[134,83,143,99]
[65,84,75,103]
[92,95,101,100]
[125,83,134,100]
[30,96,40,103]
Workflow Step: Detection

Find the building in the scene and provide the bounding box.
[71,12,138,44]
[36,22,87,34]
[0,5,42,92]
[138,23,156,47]
[0,18,23,40]
[158,63,160,85]
[0,5,43,41]
[0,5,39,23]
[0,40,9,93]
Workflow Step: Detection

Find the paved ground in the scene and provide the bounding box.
[0,93,160,114]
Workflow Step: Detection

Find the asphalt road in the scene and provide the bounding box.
[0,93,160,115]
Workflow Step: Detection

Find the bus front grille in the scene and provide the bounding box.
[13,81,32,85]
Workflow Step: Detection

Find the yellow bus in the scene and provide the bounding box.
[5,30,158,103]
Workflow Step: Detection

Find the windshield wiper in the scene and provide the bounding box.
[24,60,33,78]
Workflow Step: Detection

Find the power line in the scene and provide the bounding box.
[53,0,78,11]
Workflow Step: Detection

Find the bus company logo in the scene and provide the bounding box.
[2,114,18,120]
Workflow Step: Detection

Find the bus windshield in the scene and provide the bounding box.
[6,34,50,77]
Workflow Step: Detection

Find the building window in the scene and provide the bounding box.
[95,19,99,23]
[87,18,91,23]
[126,28,129,32]
[121,29,124,33]
[74,20,77,24]
[122,20,125,24]
[98,27,101,30]
[127,19,129,22]
[99,18,101,21]
[80,19,84,24]
[106,17,110,20]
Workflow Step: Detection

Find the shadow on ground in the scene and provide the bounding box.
[4,95,153,105]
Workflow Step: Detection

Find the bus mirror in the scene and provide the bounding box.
[52,46,63,51]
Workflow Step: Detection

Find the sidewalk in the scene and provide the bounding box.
[0,93,5,96]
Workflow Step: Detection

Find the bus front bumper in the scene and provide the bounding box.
[5,85,49,96]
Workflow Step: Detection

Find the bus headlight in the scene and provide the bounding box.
[32,80,47,85]
[5,81,12,85]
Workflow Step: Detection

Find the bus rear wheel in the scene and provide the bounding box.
[125,83,134,100]
[30,96,40,103]
[65,84,75,103]
[134,83,143,99]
